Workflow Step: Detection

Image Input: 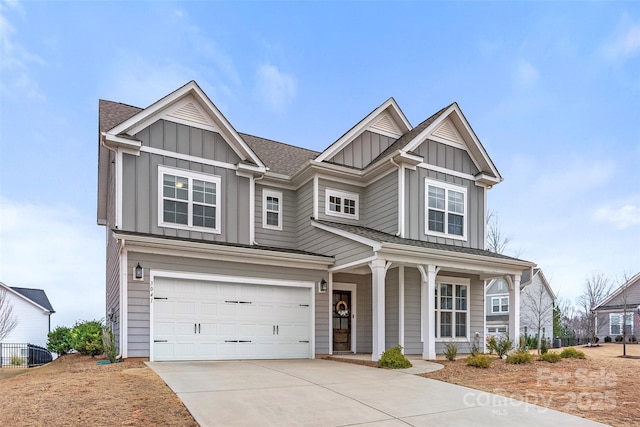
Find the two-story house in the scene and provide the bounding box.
[485,268,555,344]
[97,81,534,362]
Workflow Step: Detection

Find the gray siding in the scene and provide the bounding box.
[520,275,554,341]
[254,185,297,248]
[126,252,328,357]
[416,139,479,176]
[299,227,373,267]
[328,131,396,169]
[364,171,398,234]
[121,120,251,244]
[403,267,422,354]
[404,165,485,249]
[486,278,509,320]
[385,268,399,349]
[317,178,364,226]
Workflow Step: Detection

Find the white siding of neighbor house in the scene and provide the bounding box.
[0,292,51,349]
[520,274,554,341]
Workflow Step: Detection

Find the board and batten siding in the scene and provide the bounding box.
[125,252,328,357]
[404,166,485,249]
[364,171,398,234]
[328,131,397,169]
[121,120,250,245]
[254,185,297,248]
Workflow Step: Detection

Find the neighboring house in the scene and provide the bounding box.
[594,272,640,342]
[486,269,555,344]
[97,81,535,362]
[0,281,55,348]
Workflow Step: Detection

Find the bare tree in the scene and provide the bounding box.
[616,272,633,356]
[521,276,555,353]
[577,273,612,343]
[486,211,511,255]
[0,288,18,341]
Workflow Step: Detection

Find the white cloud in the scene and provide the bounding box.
[515,60,539,86]
[600,20,640,60]
[0,198,105,328]
[593,203,640,229]
[0,0,45,100]
[254,63,296,112]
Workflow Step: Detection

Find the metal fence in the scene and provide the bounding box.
[0,343,53,368]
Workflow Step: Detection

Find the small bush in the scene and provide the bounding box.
[487,335,513,357]
[443,342,458,361]
[540,339,548,354]
[377,345,412,369]
[506,349,533,364]
[466,354,492,368]
[10,354,26,366]
[102,327,117,363]
[71,320,104,356]
[629,335,637,343]
[615,335,623,342]
[47,326,73,355]
[560,347,585,359]
[539,352,561,363]
[604,336,612,343]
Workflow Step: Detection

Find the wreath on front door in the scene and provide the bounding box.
[336,300,349,317]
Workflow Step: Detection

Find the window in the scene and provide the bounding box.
[435,278,469,339]
[425,179,467,239]
[610,313,634,335]
[325,189,359,219]
[263,189,283,230]
[158,166,221,233]
[491,296,509,313]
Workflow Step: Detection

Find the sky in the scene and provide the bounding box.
[0,0,638,329]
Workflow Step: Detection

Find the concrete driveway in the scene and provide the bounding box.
[147,359,607,427]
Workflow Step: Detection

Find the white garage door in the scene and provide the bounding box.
[152,277,312,361]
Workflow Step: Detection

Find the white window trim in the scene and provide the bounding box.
[325,188,359,220]
[157,165,221,234]
[262,189,283,231]
[610,312,634,336]
[491,296,509,314]
[435,276,470,341]
[424,178,467,241]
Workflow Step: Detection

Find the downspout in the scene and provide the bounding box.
[252,173,265,245]
[389,158,404,237]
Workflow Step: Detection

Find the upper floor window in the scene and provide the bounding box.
[158,166,221,233]
[425,178,467,240]
[491,296,509,313]
[435,278,469,339]
[325,189,359,220]
[263,189,283,230]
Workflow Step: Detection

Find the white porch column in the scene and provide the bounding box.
[370,259,387,361]
[508,274,521,347]
[420,265,437,360]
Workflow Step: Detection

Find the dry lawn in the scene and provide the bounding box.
[423,344,640,427]
[0,353,197,427]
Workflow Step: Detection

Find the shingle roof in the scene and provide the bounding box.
[370,103,452,165]
[240,133,319,176]
[9,287,55,312]
[99,100,142,133]
[314,219,531,262]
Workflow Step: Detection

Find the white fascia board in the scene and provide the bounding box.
[107,81,265,169]
[102,132,142,151]
[236,162,267,175]
[536,269,556,300]
[114,232,334,269]
[311,220,382,251]
[315,98,411,163]
[0,282,52,313]
[379,243,535,275]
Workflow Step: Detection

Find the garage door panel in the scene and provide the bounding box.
[153,278,312,361]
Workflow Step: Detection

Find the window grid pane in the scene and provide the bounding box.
[344,199,356,215]
[440,312,452,337]
[329,195,341,212]
[429,210,445,233]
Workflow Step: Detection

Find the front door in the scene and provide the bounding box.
[333,290,351,352]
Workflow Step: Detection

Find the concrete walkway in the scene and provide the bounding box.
[147,359,608,427]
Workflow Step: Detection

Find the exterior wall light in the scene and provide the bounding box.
[318,278,328,293]
[134,263,144,281]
